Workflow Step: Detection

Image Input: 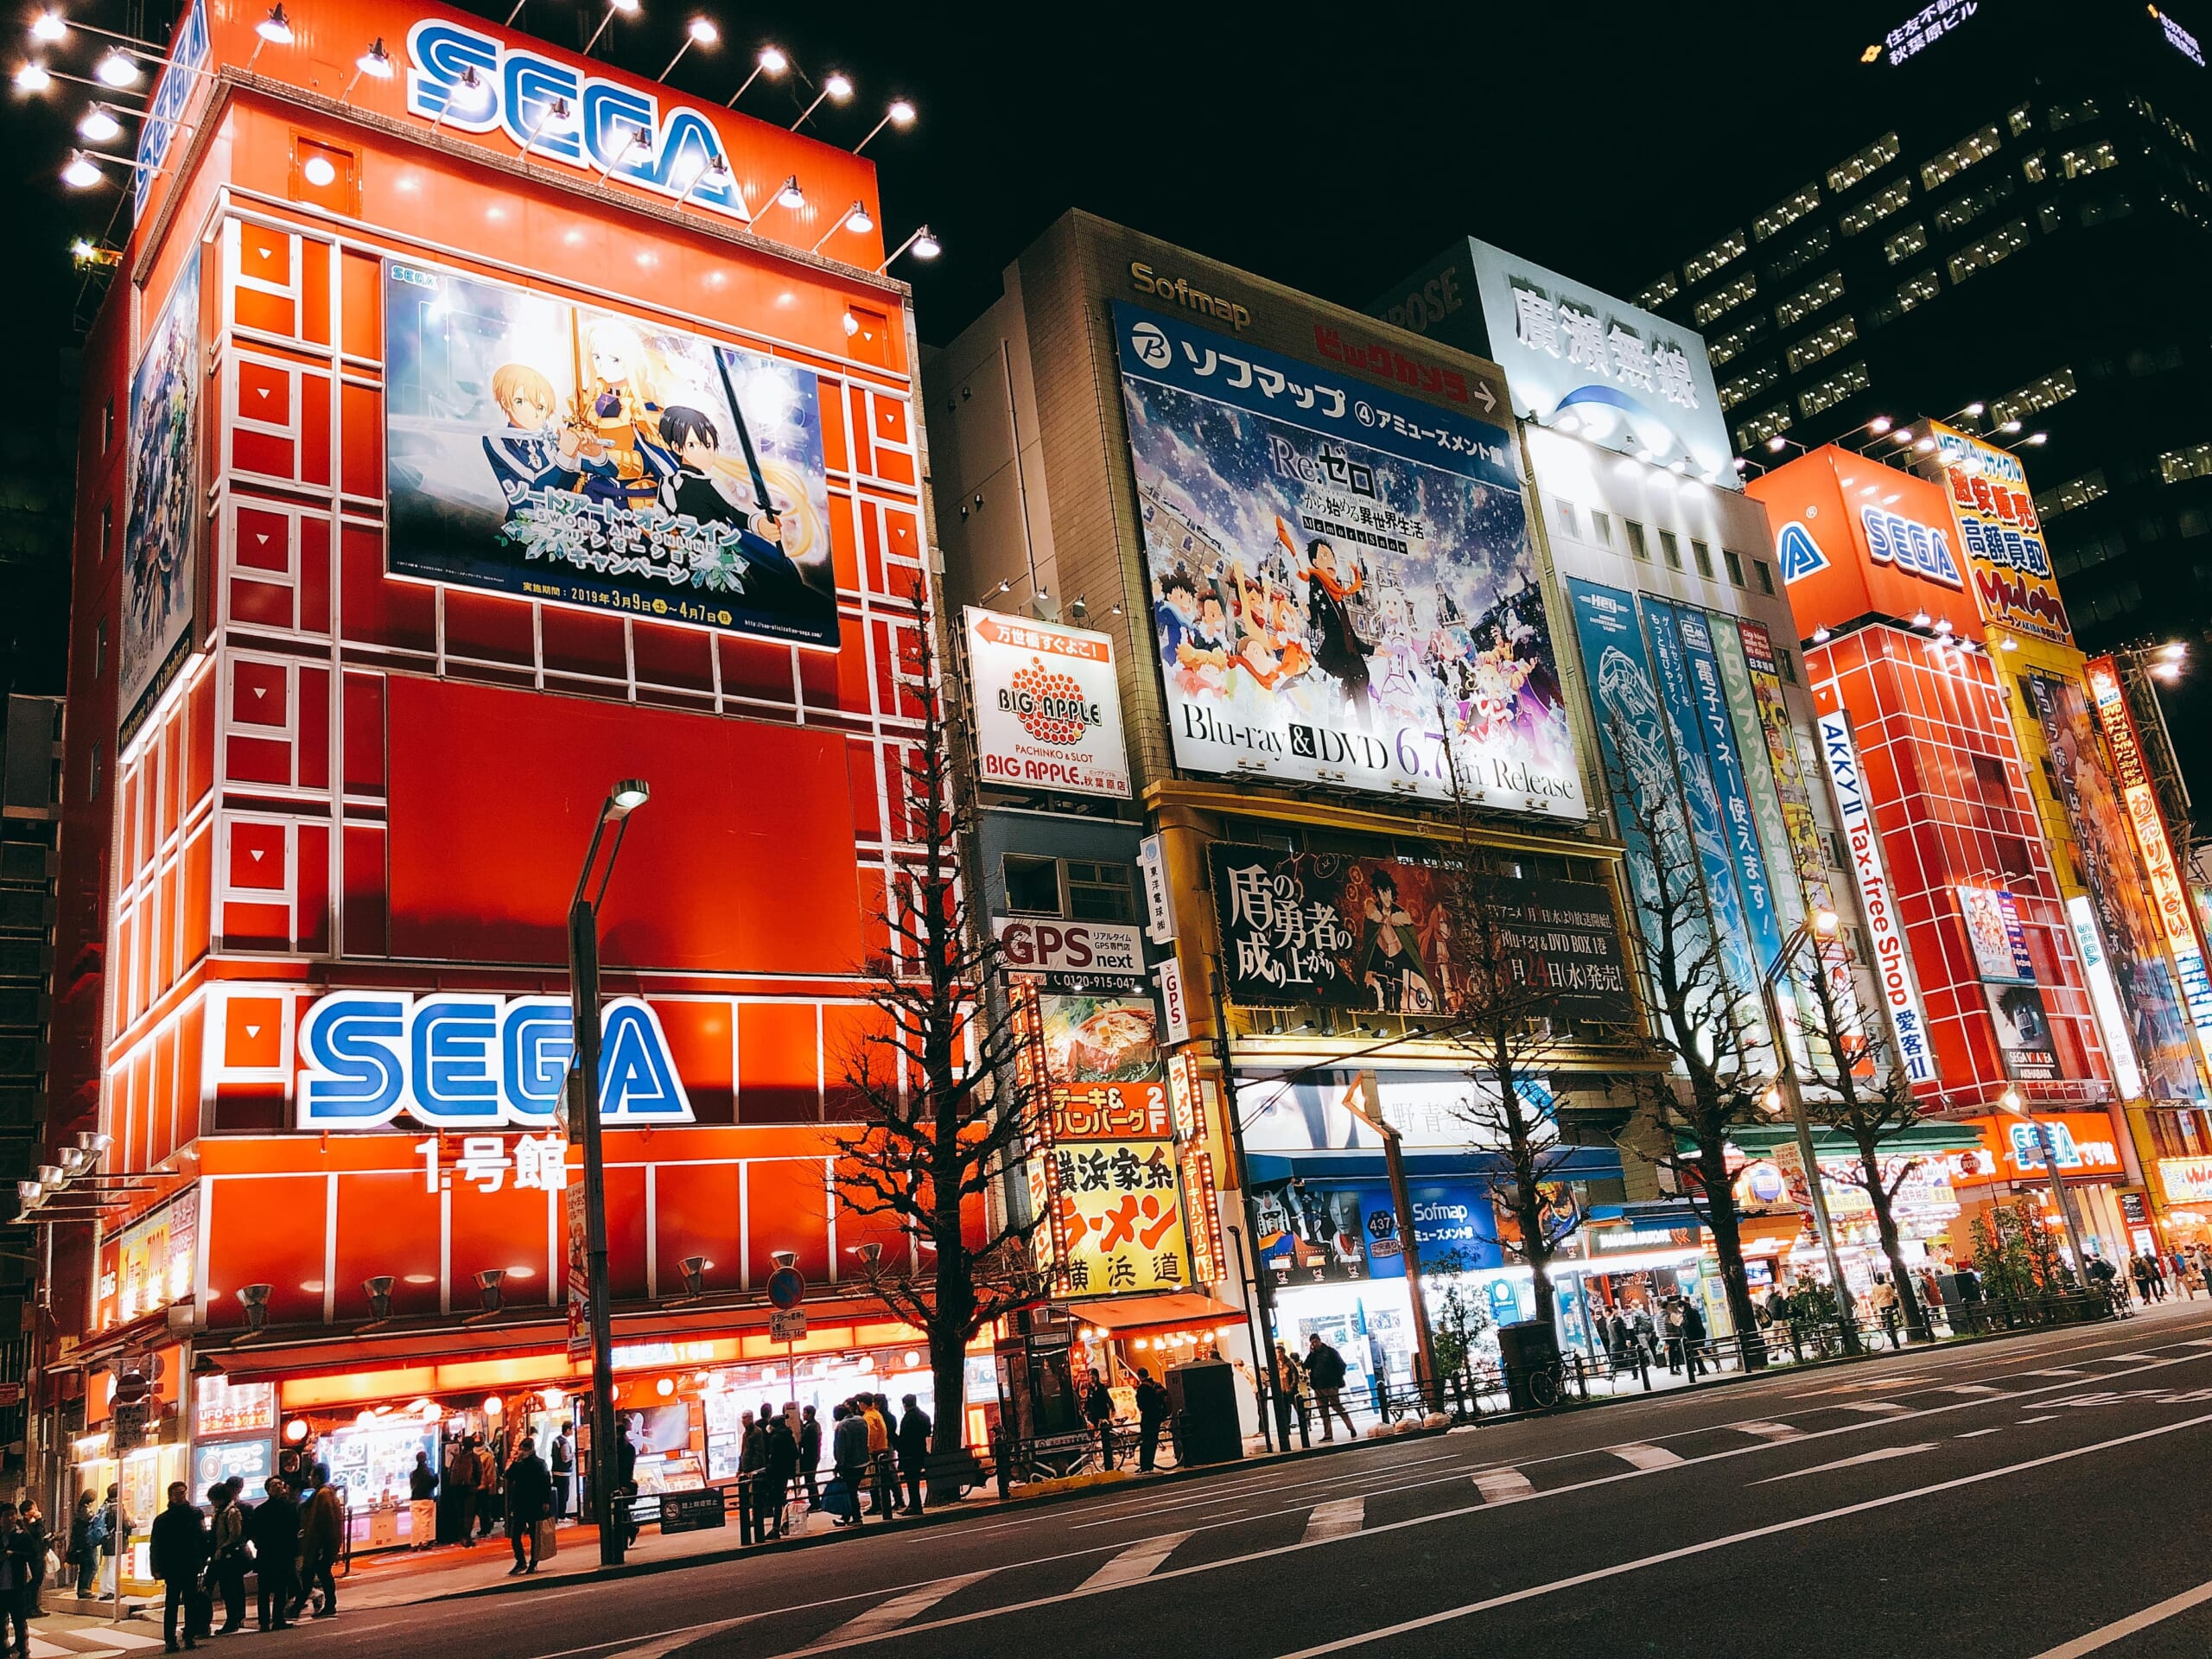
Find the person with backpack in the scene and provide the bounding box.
[1081,1369,1117,1470]
[829,1403,869,1529]
[296,1471,342,1619]
[204,1483,249,1636]
[1303,1336,1356,1441]
[1134,1370,1172,1472]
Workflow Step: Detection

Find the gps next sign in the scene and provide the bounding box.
[964,608,1131,798]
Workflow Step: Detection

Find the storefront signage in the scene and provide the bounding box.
[1929,423,2069,645]
[1815,709,1938,1085]
[964,608,1131,798]
[1255,1172,1506,1285]
[1210,845,1630,1021]
[2068,894,2145,1102]
[1156,957,1192,1046]
[1035,1140,1190,1297]
[133,0,205,217]
[1128,262,1251,331]
[119,250,201,747]
[194,1437,274,1493]
[2161,1156,2212,1203]
[1138,835,1176,943]
[404,20,751,220]
[768,1309,808,1343]
[106,1189,198,1329]
[298,992,694,1129]
[612,1338,719,1370]
[194,1376,276,1439]
[1860,506,1962,588]
[1113,301,1586,817]
[2085,657,2212,1070]
[659,1488,729,1533]
[1048,1082,1172,1142]
[1944,1111,2126,1184]
[994,917,1143,980]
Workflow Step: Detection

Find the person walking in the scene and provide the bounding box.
[296,1471,342,1619]
[2131,1254,2154,1306]
[763,1410,799,1538]
[149,1483,208,1654]
[1270,1343,1307,1451]
[1134,1370,1171,1472]
[1662,1303,1687,1374]
[1080,1368,1117,1470]
[549,1424,575,1522]
[0,1503,30,1659]
[246,1478,299,1632]
[447,1435,481,1548]
[1868,1274,1901,1347]
[204,1484,248,1635]
[1680,1297,1709,1379]
[863,1396,896,1519]
[67,1491,97,1599]
[798,1406,823,1510]
[1304,1335,1357,1441]
[895,1395,931,1516]
[2148,1252,2171,1301]
[476,1435,505,1542]
[736,1412,765,1547]
[502,1434,551,1575]
[829,1403,870,1529]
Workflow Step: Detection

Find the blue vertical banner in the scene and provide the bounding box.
[1672,607,1786,975]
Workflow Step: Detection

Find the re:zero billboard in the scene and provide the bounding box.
[383,261,838,647]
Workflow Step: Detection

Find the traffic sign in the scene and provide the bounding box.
[766,1266,806,1311]
[769,1309,808,1343]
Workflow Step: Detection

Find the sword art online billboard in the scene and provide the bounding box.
[1112,302,1585,817]
[384,262,837,648]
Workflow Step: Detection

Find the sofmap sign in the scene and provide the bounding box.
[297,992,694,1129]
[964,608,1131,798]
[406,20,752,220]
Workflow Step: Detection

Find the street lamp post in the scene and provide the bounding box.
[1760,910,1861,1356]
[569,779,650,1567]
[2000,1089,2088,1283]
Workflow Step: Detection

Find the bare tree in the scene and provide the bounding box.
[834,585,1044,1467]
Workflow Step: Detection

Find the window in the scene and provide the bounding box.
[1754,559,1776,595]
[2006,102,2035,137]
[1694,274,1758,326]
[1798,360,1871,418]
[101,400,113,453]
[1893,269,1943,315]
[1002,855,1061,916]
[1719,360,1779,410]
[1723,547,1747,587]
[2035,470,2109,518]
[1754,183,1822,241]
[1772,270,1846,328]
[1765,226,1834,282]
[1840,179,1914,235]
[1707,319,1767,367]
[1684,229,1747,284]
[1589,509,1614,549]
[1885,222,1929,264]
[2161,442,2212,485]
[1658,529,1683,570]
[1624,521,1650,563]
[1935,175,2017,232]
[1691,540,1715,579]
[2047,97,2101,132]
[93,620,105,678]
[1554,499,1580,541]
[99,503,111,562]
[1786,315,1858,373]
[1947,219,2031,283]
[1921,124,2002,191]
[1733,406,1794,452]
[1827,132,1901,194]
[1777,648,1798,684]
[86,743,100,802]
[2056,141,2118,181]
[1991,367,2075,429]
[1066,861,1137,923]
[2021,149,2048,184]
[1635,272,1681,308]
[2077,191,2131,226]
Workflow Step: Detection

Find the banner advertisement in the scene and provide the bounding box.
[964,608,1131,798]
[993,918,1145,984]
[1986,982,2060,1080]
[1929,422,2070,645]
[2028,671,2205,1103]
[1034,1141,1189,1295]
[1039,993,1161,1083]
[120,247,202,745]
[1253,1173,1505,1287]
[1945,1112,2126,1185]
[1958,886,2036,984]
[2084,657,2212,1070]
[2159,1156,2212,1204]
[1111,301,1585,817]
[2069,893,2145,1101]
[1815,709,1938,1086]
[1707,621,1804,934]
[384,261,837,647]
[1208,845,1631,1022]
[1671,606,1787,973]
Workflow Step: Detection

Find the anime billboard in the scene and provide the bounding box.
[119,248,202,744]
[1112,302,1584,817]
[384,262,837,648]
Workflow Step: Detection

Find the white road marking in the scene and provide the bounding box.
[2028,1369,2086,1377]
[1270,1412,2212,1659]
[1473,1469,1535,1504]
[1942,1384,2003,1395]
[1751,1443,1938,1484]
[1790,1375,1934,1397]
[2099,1354,2158,1363]
[2028,1573,2212,1656]
[2019,1414,2059,1424]
[1835,1401,1910,1414]
[1077,1531,1192,1592]
[1301,1499,1365,1544]
[810,1572,992,1647]
[1611,1443,1683,1471]
[1956,1427,2005,1439]
[1736,1421,1803,1440]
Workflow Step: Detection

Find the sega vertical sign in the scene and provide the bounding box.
[1815,709,1938,1088]
[297,992,693,1129]
[133,0,207,219]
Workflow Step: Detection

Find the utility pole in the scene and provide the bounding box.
[1209,958,1280,1452]
[1347,1071,1438,1412]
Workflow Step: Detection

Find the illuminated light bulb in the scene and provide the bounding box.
[30,10,67,41]
[686,16,717,43]
[357,38,394,78]
[842,200,872,233]
[77,104,119,142]
[94,49,138,86]
[886,97,915,126]
[257,4,293,43]
[61,150,100,188]
[823,71,853,100]
[16,62,52,92]
[1868,415,1893,435]
[302,155,336,186]
[775,174,804,209]
[757,44,787,73]
[910,226,940,258]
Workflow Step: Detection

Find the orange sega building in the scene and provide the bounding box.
[43,0,958,1558]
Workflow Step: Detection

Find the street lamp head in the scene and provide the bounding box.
[605,779,650,819]
[685,16,717,44]
[823,71,853,100]
[1812,908,1840,939]
[756,43,786,73]
[886,97,915,127]
[1962,402,1984,416]
[910,226,940,259]
[1999,1088,2024,1116]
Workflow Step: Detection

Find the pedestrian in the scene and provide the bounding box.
[736,1411,764,1546]
[829,1403,869,1529]
[447,1434,481,1548]
[798,1406,823,1509]
[2148,1252,2170,1300]
[67,1491,97,1599]
[1133,1370,1171,1472]
[407,1449,439,1550]
[246,1478,298,1631]
[550,1422,575,1522]
[613,1412,640,1548]
[503,1433,551,1575]
[296,1471,341,1619]
[1680,1297,1709,1379]
[1662,1303,1686,1373]
[1304,1335,1356,1441]
[864,1395,897,1518]
[476,1434,505,1541]
[764,1409,799,1537]
[204,1484,247,1635]
[0,1503,29,1659]
[1080,1367,1117,1470]
[149,1482,208,1654]
[98,1484,129,1600]
[896,1394,931,1514]
[15,1500,47,1622]
[2132,1254,2154,1305]
[1271,1343,1309,1451]
[1868,1274,1901,1346]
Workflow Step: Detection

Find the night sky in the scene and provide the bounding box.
[0,0,1910,685]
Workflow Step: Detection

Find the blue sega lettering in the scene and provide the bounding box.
[298,991,694,1129]
[1859,505,1962,588]
[404,20,750,221]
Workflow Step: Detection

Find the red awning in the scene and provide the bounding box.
[1075,1294,1245,1335]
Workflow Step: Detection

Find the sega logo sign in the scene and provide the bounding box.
[1860,506,1962,588]
[297,992,693,1130]
[993,917,1144,979]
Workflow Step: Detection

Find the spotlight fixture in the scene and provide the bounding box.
[680,1255,706,1296]
[475,1267,505,1312]
[774,173,804,209]
[855,96,916,153]
[1911,609,1932,628]
[30,10,67,41]
[727,41,787,105]
[257,3,293,43]
[791,69,853,130]
[61,149,100,188]
[15,62,52,92]
[237,1283,274,1333]
[77,103,120,142]
[93,48,138,86]
[363,1274,394,1319]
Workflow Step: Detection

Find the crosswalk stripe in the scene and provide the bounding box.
[1943,1384,2003,1395]
[1302,1498,1364,1543]
[1838,1401,1910,1414]
[2101,1354,2157,1363]
[1737,1421,1803,1440]
[1612,1443,1683,1471]
[1077,1533,1192,1593]
[1474,1469,1535,1504]
[102,1635,165,1652]
[29,1639,75,1659]
[813,1573,994,1647]
[2028,1369,2085,1377]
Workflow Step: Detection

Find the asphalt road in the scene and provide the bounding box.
[277,1298,2212,1658]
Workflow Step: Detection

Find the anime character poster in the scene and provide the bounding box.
[1111,302,1584,818]
[119,247,202,743]
[383,261,837,648]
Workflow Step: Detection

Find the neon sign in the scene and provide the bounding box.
[297,991,694,1129]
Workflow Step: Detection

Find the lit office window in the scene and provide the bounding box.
[1921,124,2003,190]
[1827,132,1902,194]
[1754,183,1823,241]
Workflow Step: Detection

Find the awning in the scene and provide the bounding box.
[1073,1294,1246,1336]
[1712,1123,1986,1157]
[1245,1145,1623,1184]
